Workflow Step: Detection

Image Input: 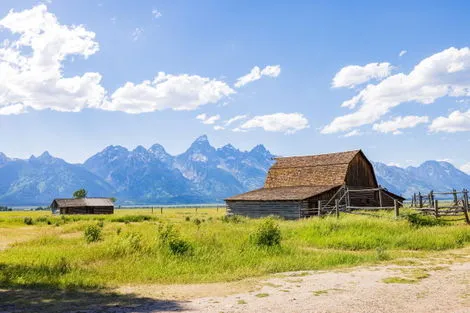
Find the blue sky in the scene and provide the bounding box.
[0,1,470,173]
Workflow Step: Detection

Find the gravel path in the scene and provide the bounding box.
[2,261,469,313]
[187,262,470,313]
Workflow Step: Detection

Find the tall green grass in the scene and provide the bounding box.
[0,209,469,289]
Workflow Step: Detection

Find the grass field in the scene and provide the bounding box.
[0,208,469,290]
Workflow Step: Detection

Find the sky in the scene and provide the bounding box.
[0,1,470,173]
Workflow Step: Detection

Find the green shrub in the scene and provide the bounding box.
[404,213,448,227]
[221,215,244,224]
[111,215,155,223]
[168,238,192,255]
[251,218,281,247]
[23,217,33,225]
[185,216,191,222]
[107,232,143,257]
[158,223,192,255]
[97,220,104,228]
[84,224,102,243]
[193,218,202,226]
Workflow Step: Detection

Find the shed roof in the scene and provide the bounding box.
[52,198,114,208]
[226,185,340,201]
[265,150,361,188]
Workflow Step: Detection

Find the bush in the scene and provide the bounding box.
[97,220,104,228]
[168,238,192,255]
[84,224,102,243]
[185,216,191,222]
[108,232,143,257]
[111,215,155,223]
[250,218,282,247]
[404,213,448,227]
[23,217,34,225]
[158,223,192,255]
[193,218,202,226]
[221,215,244,224]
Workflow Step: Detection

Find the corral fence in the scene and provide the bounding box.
[302,185,403,219]
[117,204,227,214]
[410,189,470,224]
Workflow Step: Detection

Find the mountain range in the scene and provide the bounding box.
[0,135,469,205]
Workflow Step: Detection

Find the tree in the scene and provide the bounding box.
[73,189,87,199]
[110,197,117,203]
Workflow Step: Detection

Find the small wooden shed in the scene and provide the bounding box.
[225,150,404,219]
[50,198,114,214]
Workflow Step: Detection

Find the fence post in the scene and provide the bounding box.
[418,192,423,208]
[318,200,322,217]
[160,207,163,214]
[429,191,434,208]
[434,199,439,218]
[195,207,198,213]
[394,200,399,218]
[463,189,470,225]
[335,199,339,219]
[453,189,458,206]
[151,207,154,214]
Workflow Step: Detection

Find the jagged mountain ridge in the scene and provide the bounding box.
[0,136,275,205]
[0,137,469,205]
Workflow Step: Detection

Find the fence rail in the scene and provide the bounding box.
[411,189,470,224]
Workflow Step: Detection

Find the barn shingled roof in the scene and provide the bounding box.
[226,150,362,201]
[226,185,339,201]
[52,198,114,208]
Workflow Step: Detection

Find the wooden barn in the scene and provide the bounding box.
[225,150,404,219]
[50,198,114,214]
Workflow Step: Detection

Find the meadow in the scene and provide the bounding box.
[0,208,469,290]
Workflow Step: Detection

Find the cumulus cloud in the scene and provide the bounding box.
[323,47,470,134]
[332,62,392,88]
[152,9,162,19]
[0,4,105,114]
[399,50,407,57]
[0,5,281,117]
[343,130,362,137]
[234,65,281,88]
[237,113,309,134]
[102,73,235,113]
[460,162,470,174]
[131,27,143,41]
[429,110,470,133]
[224,114,248,126]
[373,116,429,134]
[196,113,220,125]
[213,125,224,131]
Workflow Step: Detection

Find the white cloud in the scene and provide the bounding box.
[373,115,429,134]
[238,113,309,134]
[213,125,224,131]
[224,114,248,126]
[234,65,281,88]
[323,47,470,134]
[131,27,143,41]
[429,110,470,132]
[152,9,162,19]
[399,50,407,57]
[196,113,220,125]
[343,129,361,137]
[103,72,235,113]
[332,62,392,88]
[0,4,105,114]
[460,162,470,174]
[387,162,401,167]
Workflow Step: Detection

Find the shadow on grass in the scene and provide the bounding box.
[0,263,187,313]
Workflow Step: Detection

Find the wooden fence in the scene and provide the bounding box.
[411,189,470,224]
[311,186,402,219]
